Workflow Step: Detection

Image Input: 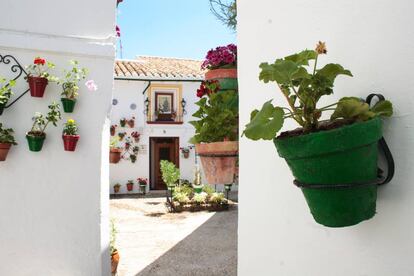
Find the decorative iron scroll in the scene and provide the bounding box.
[0,54,29,108]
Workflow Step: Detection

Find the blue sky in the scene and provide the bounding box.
[116,0,236,60]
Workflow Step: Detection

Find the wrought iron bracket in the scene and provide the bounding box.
[0,54,29,109]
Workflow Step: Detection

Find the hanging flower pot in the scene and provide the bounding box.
[126,180,134,192]
[111,249,120,274]
[113,184,121,193]
[28,76,48,98]
[62,134,80,152]
[26,133,46,152]
[195,141,238,185]
[0,143,12,161]
[110,148,122,164]
[127,117,135,128]
[119,118,127,127]
[110,125,117,136]
[61,98,77,113]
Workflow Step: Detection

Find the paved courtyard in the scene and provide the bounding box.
[110,193,238,276]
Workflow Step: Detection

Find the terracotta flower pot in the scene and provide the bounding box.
[183,151,190,159]
[110,126,116,136]
[28,76,48,98]
[113,185,121,193]
[195,141,238,185]
[26,133,46,152]
[205,68,238,91]
[62,134,80,152]
[0,143,12,161]
[126,183,134,191]
[61,98,77,113]
[127,119,135,128]
[110,148,122,164]
[111,250,120,274]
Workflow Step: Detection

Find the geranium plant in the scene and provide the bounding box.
[62,119,80,152]
[201,44,237,70]
[0,77,15,114]
[26,102,62,152]
[0,123,17,161]
[131,131,140,142]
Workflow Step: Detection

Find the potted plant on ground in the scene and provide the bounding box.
[126,180,134,192]
[202,44,237,91]
[0,77,15,115]
[127,117,135,128]
[190,82,239,185]
[113,183,121,193]
[26,57,57,98]
[26,102,62,152]
[138,177,148,195]
[0,123,17,161]
[243,41,393,227]
[62,119,80,152]
[58,60,88,113]
[110,137,122,164]
[110,219,120,275]
[160,160,180,190]
[119,118,127,127]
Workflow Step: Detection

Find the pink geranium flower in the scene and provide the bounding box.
[85,80,98,91]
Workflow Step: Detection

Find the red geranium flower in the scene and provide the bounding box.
[34,57,46,65]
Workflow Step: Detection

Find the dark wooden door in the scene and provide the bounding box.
[151,137,179,190]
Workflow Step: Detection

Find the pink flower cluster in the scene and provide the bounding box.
[201,44,237,70]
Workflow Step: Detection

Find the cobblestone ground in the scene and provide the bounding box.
[110,193,238,276]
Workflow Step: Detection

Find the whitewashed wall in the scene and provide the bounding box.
[110,79,201,194]
[0,1,115,276]
[239,0,414,275]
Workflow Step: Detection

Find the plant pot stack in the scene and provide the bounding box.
[205,68,238,91]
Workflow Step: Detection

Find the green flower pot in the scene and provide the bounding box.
[193,185,203,194]
[61,98,77,113]
[274,118,382,227]
[217,78,238,91]
[26,134,46,152]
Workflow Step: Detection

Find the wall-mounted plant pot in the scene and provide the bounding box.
[205,68,238,91]
[182,151,190,159]
[0,103,6,115]
[26,133,46,152]
[0,143,12,161]
[126,183,134,191]
[274,117,383,228]
[61,98,77,113]
[111,249,120,274]
[110,126,116,136]
[127,119,135,128]
[110,148,122,164]
[62,134,80,152]
[113,185,121,193]
[195,141,238,185]
[28,76,48,98]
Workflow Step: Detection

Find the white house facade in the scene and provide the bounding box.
[110,56,204,194]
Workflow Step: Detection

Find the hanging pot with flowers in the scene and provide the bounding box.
[110,125,117,136]
[137,178,148,194]
[243,41,394,227]
[119,118,127,127]
[0,123,17,161]
[126,180,134,192]
[190,81,238,185]
[110,137,122,164]
[180,147,190,159]
[118,132,126,141]
[58,60,88,113]
[131,131,140,143]
[0,77,15,115]
[26,57,57,98]
[202,44,237,91]
[62,119,80,152]
[127,117,135,128]
[26,102,62,152]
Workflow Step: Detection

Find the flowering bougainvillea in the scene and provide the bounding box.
[196,80,220,98]
[201,44,237,70]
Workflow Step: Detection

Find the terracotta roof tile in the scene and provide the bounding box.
[115,56,204,80]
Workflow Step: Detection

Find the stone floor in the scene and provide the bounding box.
[109,192,238,276]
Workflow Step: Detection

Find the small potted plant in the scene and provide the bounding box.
[58,60,88,113]
[0,123,17,161]
[126,180,134,192]
[62,119,80,152]
[190,82,238,185]
[131,131,140,143]
[118,132,126,141]
[26,102,62,152]
[110,125,117,136]
[180,147,190,159]
[138,177,148,194]
[127,116,135,128]
[110,137,122,164]
[113,183,121,193]
[244,41,393,227]
[26,57,57,98]
[202,44,237,90]
[110,219,120,274]
[119,118,127,127]
[160,160,180,190]
[0,77,15,115]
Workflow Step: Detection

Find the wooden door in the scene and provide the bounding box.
[151,137,179,190]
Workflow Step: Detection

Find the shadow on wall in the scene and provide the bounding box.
[135,207,238,276]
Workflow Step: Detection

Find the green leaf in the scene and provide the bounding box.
[259,60,302,84]
[285,50,317,65]
[244,100,285,140]
[316,63,353,82]
[371,100,393,117]
[331,97,375,121]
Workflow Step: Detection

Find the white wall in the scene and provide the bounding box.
[110,80,201,193]
[0,1,115,275]
[238,0,414,275]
